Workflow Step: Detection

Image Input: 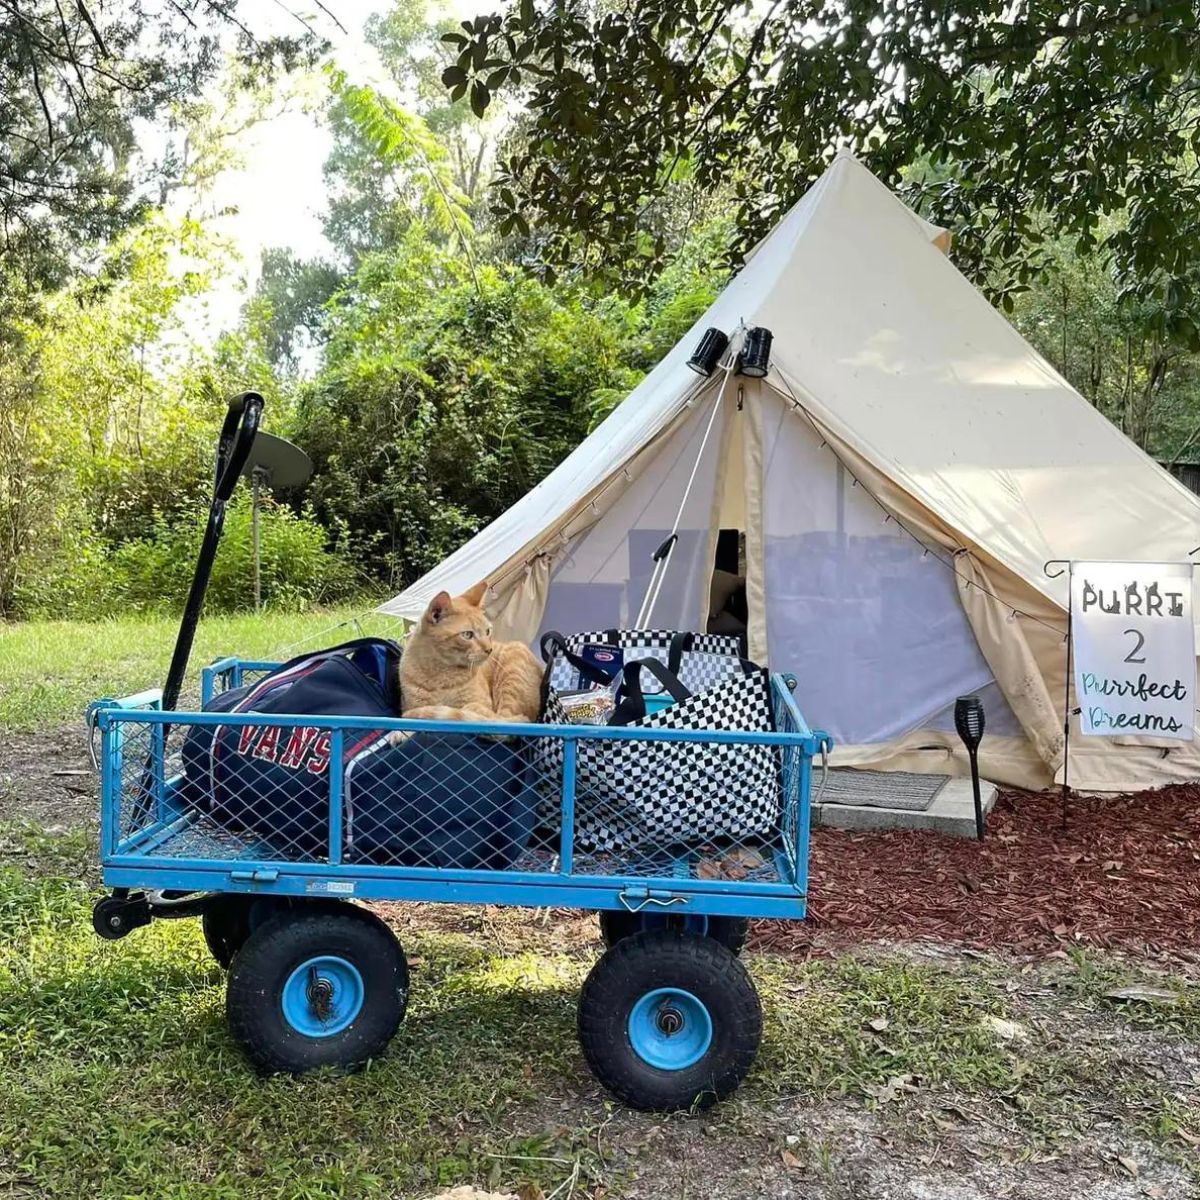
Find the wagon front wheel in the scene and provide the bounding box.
[577,930,762,1112]
[201,894,350,969]
[226,906,408,1075]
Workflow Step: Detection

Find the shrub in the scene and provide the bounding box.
[15,495,360,618]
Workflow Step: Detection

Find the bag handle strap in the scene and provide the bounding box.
[667,630,695,674]
[609,658,691,726]
[539,630,619,687]
[604,628,694,673]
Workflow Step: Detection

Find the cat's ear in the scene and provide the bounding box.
[426,591,453,623]
[459,580,488,608]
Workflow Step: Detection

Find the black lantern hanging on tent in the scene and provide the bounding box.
[954,694,986,840]
[687,327,729,376]
[738,326,773,378]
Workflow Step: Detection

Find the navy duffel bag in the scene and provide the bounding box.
[180,638,538,870]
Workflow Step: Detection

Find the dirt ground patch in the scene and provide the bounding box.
[0,722,97,834]
[581,1096,1193,1200]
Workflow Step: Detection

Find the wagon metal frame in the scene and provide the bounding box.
[94,665,825,922]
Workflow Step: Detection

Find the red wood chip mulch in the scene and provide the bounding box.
[756,785,1200,960]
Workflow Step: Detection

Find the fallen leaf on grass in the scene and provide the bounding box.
[1117,1156,1139,1178]
[862,1074,918,1104]
[982,1015,1029,1042]
[866,1015,890,1032]
[430,1189,518,1200]
[780,1149,803,1170]
[1104,986,1178,1004]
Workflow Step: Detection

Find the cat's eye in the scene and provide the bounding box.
[460,630,474,640]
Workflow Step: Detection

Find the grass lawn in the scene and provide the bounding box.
[1,611,1198,1198]
[4,836,1197,1199]
[0,606,401,730]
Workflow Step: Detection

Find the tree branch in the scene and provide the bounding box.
[73,0,106,57]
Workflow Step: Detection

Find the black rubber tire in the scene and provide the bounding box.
[226,906,408,1075]
[578,930,762,1112]
[201,895,349,969]
[598,910,750,956]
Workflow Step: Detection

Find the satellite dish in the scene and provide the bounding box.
[240,432,315,610]
[241,431,313,491]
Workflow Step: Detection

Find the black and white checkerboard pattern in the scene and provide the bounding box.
[538,634,779,854]
[547,630,745,694]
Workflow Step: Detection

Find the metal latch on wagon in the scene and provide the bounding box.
[618,886,688,913]
[228,868,280,885]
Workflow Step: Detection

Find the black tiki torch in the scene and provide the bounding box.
[954,695,986,840]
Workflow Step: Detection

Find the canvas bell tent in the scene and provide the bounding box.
[379,151,1200,794]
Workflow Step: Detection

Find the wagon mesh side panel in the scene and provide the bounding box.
[112,718,165,848]
[560,740,789,885]
[344,730,562,870]
[166,720,334,865]
[108,710,805,892]
[772,684,805,882]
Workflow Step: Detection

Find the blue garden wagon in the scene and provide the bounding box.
[88,393,831,1112]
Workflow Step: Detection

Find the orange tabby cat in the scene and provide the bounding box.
[393,581,543,735]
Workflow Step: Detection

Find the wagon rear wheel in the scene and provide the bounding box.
[598,910,750,956]
[226,905,408,1075]
[578,930,762,1112]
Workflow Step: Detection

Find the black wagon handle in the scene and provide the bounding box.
[214,392,264,503]
[161,392,264,714]
[130,392,266,828]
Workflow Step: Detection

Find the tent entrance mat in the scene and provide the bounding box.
[820,769,950,812]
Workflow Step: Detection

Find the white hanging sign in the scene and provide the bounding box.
[1071,561,1196,740]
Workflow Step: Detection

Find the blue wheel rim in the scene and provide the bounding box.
[281,956,364,1038]
[627,988,713,1071]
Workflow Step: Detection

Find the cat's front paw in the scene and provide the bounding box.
[386,727,411,747]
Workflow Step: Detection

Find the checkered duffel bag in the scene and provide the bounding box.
[536,629,780,853]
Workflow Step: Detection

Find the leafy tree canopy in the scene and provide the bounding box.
[449,0,1200,341]
[0,0,319,292]
[319,0,499,267]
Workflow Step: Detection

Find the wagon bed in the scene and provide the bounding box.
[94,663,824,922]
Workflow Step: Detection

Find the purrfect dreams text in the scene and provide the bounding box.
[1081,672,1189,733]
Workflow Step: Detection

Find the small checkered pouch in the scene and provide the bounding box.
[535,630,779,853]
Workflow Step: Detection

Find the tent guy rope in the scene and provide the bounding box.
[635,335,742,628]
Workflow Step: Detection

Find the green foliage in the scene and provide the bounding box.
[329,70,477,264]
[0,2,317,291]
[0,211,354,620]
[1009,228,1200,455]
[249,249,343,372]
[293,241,652,585]
[320,0,497,269]
[450,0,1200,338]
[15,495,356,620]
